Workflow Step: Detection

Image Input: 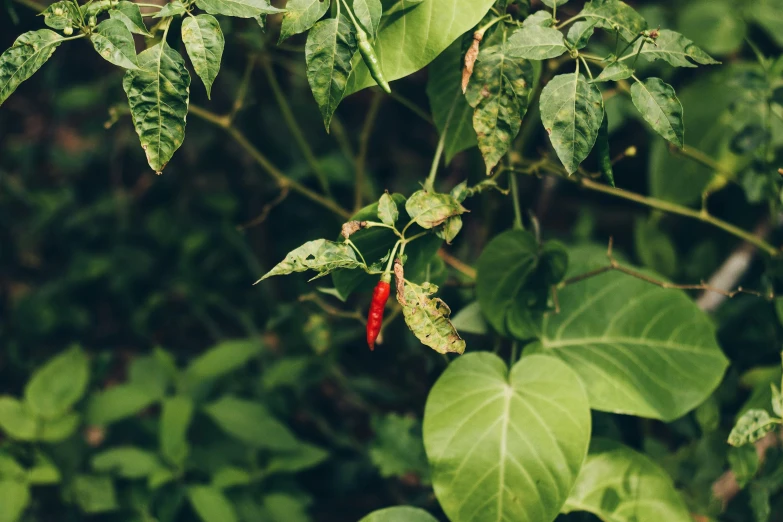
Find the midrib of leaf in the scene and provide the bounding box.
[496,390,511,522]
[635,80,676,137]
[541,336,726,356]
[2,37,60,95]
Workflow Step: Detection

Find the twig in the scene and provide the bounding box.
[189,104,351,219]
[237,186,290,230]
[438,249,476,280]
[355,91,383,212]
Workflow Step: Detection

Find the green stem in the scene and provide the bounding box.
[424,88,459,191]
[262,59,332,197]
[510,173,523,230]
[556,14,586,29]
[579,55,594,80]
[477,14,510,35]
[385,241,401,275]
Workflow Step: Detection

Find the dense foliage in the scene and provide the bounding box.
[3,0,783,521]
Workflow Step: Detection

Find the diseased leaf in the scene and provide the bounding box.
[465,42,534,174]
[0,30,62,107]
[729,409,778,447]
[567,21,596,49]
[25,345,89,419]
[540,73,604,174]
[397,281,465,354]
[194,0,283,18]
[507,25,568,60]
[377,193,398,226]
[523,10,555,27]
[306,16,358,130]
[91,19,141,70]
[563,440,692,522]
[353,0,382,39]
[257,239,363,282]
[123,43,191,173]
[632,29,719,68]
[405,190,467,230]
[154,0,187,17]
[43,1,80,30]
[593,61,633,82]
[424,353,591,522]
[279,0,331,43]
[582,0,647,42]
[109,1,152,36]
[435,216,462,244]
[182,15,225,99]
[596,109,614,187]
[631,77,684,147]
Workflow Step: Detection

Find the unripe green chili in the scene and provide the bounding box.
[356,28,391,94]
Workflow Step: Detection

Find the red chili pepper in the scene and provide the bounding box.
[366,274,391,350]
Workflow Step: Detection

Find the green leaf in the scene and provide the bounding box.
[194,0,283,18]
[631,29,718,68]
[593,61,633,83]
[42,1,80,30]
[397,281,466,354]
[359,507,439,522]
[347,0,495,94]
[424,353,591,522]
[540,73,604,174]
[212,467,252,489]
[0,454,24,481]
[369,413,429,482]
[182,15,224,99]
[523,11,555,27]
[541,0,569,7]
[0,480,30,522]
[377,193,398,226]
[123,43,191,173]
[263,493,310,522]
[405,190,467,229]
[86,384,158,425]
[426,41,476,164]
[185,339,262,381]
[92,447,162,479]
[435,216,462,244]
[39,412,79,442]
[257,239,363,282]
[91,19,141,70]
[595,109,614,187]
[582,0,648,42]
[562,440,691,522]
[27,453,61,485]
[0,30,62,107]
[0,397,37,441]
[266,442,329,474]
[353,0,382,39]
[507,25,568,60]
[154,0,187,17]
[128,354,172,400]
[71,475,118,514]
[566,21,596,49]
[631,77,684,148]
[728,409,778,447]
[528,245,729,421]
[160,396,193,467]
[109,1,152,36]
[203,396,299,450]
[465,42,534,174]
[279,0,331,43]
[451,302,488,335]
[24,345,89,419]
[189,486,238,522]
[728,444,759,489]
[306,16,358,130]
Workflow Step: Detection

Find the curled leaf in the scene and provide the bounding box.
[341,220,367,239]
[256,239,363,282]
[398,281,465,354]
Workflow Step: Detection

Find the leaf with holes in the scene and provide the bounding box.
[398,281,465,354]
[424,352,590,522]
[306,16,358,130]
[631,29,719,68]
[631,77,684,147]
[194,0,283,17]
[507,25,568,60]
[182,15,224,99]
[527,244,729,421]
[256,239,363,282]
[123,43,190,173]
[728,409,779,447]
[279,0,331,43]
[0,30,62,107]
[91,19,141,70]
[582,0,648,42]
[563,439,692,522]
[540,73,604,174]
[109,1,152,36]
[465,42,534,174]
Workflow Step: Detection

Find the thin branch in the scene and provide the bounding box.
[355,91,383,212]
[237,185,290,230]
[438,249,477,280]
[189,104,351,219]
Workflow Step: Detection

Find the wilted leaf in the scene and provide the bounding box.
[435,216,462,244]
[91,19,141,70]
[631,77,684,147]
[182,15,225,99]
[397,281,465,354]
[377,193,398,226]
[405,190,467,230]
[728,409,779,447]
[0,30,62,107]
[257,239,363,282]
[507,25,568,60]
[279,0,331,43]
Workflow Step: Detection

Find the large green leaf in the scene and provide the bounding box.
[562,440,691,522]
[0,480,30,522]
[109,1,152,36]
[182,15,224,99]
[123,43,190,174]
[346,0,496,94]
[0,30,62,107]
[540,73,603,174]
[279,0,330,43]
[194,0,282,17]
[203,396,299,450]
[91,19,141,70]
[527,245,729,421]
[426,41,476,164]
[306,16,357,130]
[24,345,89,419]
[359,507,439,522]
[629,29,718,68]
[188,486,238,522]
[257,239,363,282]
[424,353,590,522]
[465,40,534,174]
[582,0,647,42]
[631,77,684,147]
[42,1,80,30]
[507,25,568,60]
